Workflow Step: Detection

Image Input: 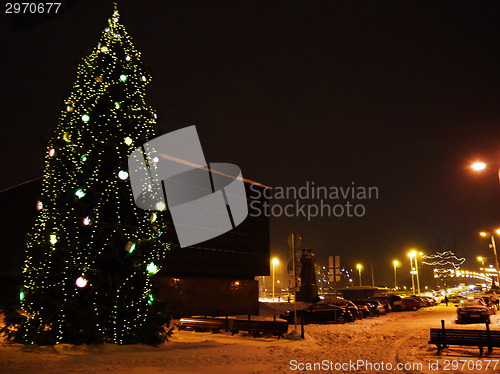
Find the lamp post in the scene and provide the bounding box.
[408,251,416,295]
[477,256,485,269]
[356,264,363,286]
[479,231,500,286]
[470,161,500,186]
[408,250,422,295]
[469,162,500,284]
[271,258,279,301]
[393,260,400,289]
[415,252,422,295]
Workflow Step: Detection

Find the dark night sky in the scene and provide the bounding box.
[2,1,500,287]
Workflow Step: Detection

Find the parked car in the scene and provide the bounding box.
[280,303,353,324]
[350,300,375,318]
[373,295,403,312]
[420,296,438,306]
[321,299,363,320]
[370,297,392,313]
[456,298,495,324]
[402,297,425,311]
[352,299,386,316]
[447,295,464,304]
[478,296,496,311]
[368,299,388,315]
[387,295,404,311]
[414,296,435,307]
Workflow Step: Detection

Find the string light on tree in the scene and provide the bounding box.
[75,275,88,288]
[75,189,86,198]
[2,4,172,346]
[49,233,58,245]
[118,170,129,180]
[146,262,159,274]
[156,201,166,211]
[124,241,136,253]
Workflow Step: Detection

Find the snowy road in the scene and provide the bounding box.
[1,305,500,374]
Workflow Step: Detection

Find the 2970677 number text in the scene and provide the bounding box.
[5,3,61,14]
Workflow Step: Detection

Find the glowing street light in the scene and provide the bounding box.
[477,256,485,268]
[408,251,415,295]
[393,260,400,289]
[471,162,487,171]
[356,264,363,286]
[479,231,500,286]
[271,257,280,301]
[470,160,500,283]
[416,251,423,295]
[408,250,422,295]
[470,160,500,188]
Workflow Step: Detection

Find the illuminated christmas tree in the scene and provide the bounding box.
[3,6,171,345]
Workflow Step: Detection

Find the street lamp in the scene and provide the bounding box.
[470,161,500,188]
[416,252,423,295]
[479,231,500,286]
[408,250,422,295]
[271,257,279,301]
[477,256,485,268]
[471,161,487,171]
[356,264,363,286]
[469,161,500,284]
[408,252,415,295]
[393,260,400,289]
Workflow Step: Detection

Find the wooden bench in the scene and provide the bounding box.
[429,320,500,354]
[178,317,233,333]
[177,316,288,338]
[230,319,288,338]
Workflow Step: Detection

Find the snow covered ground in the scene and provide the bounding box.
[1,304,500,374]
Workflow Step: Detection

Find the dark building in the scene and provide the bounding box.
[0,178,270,317]
[340,286,390,300]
